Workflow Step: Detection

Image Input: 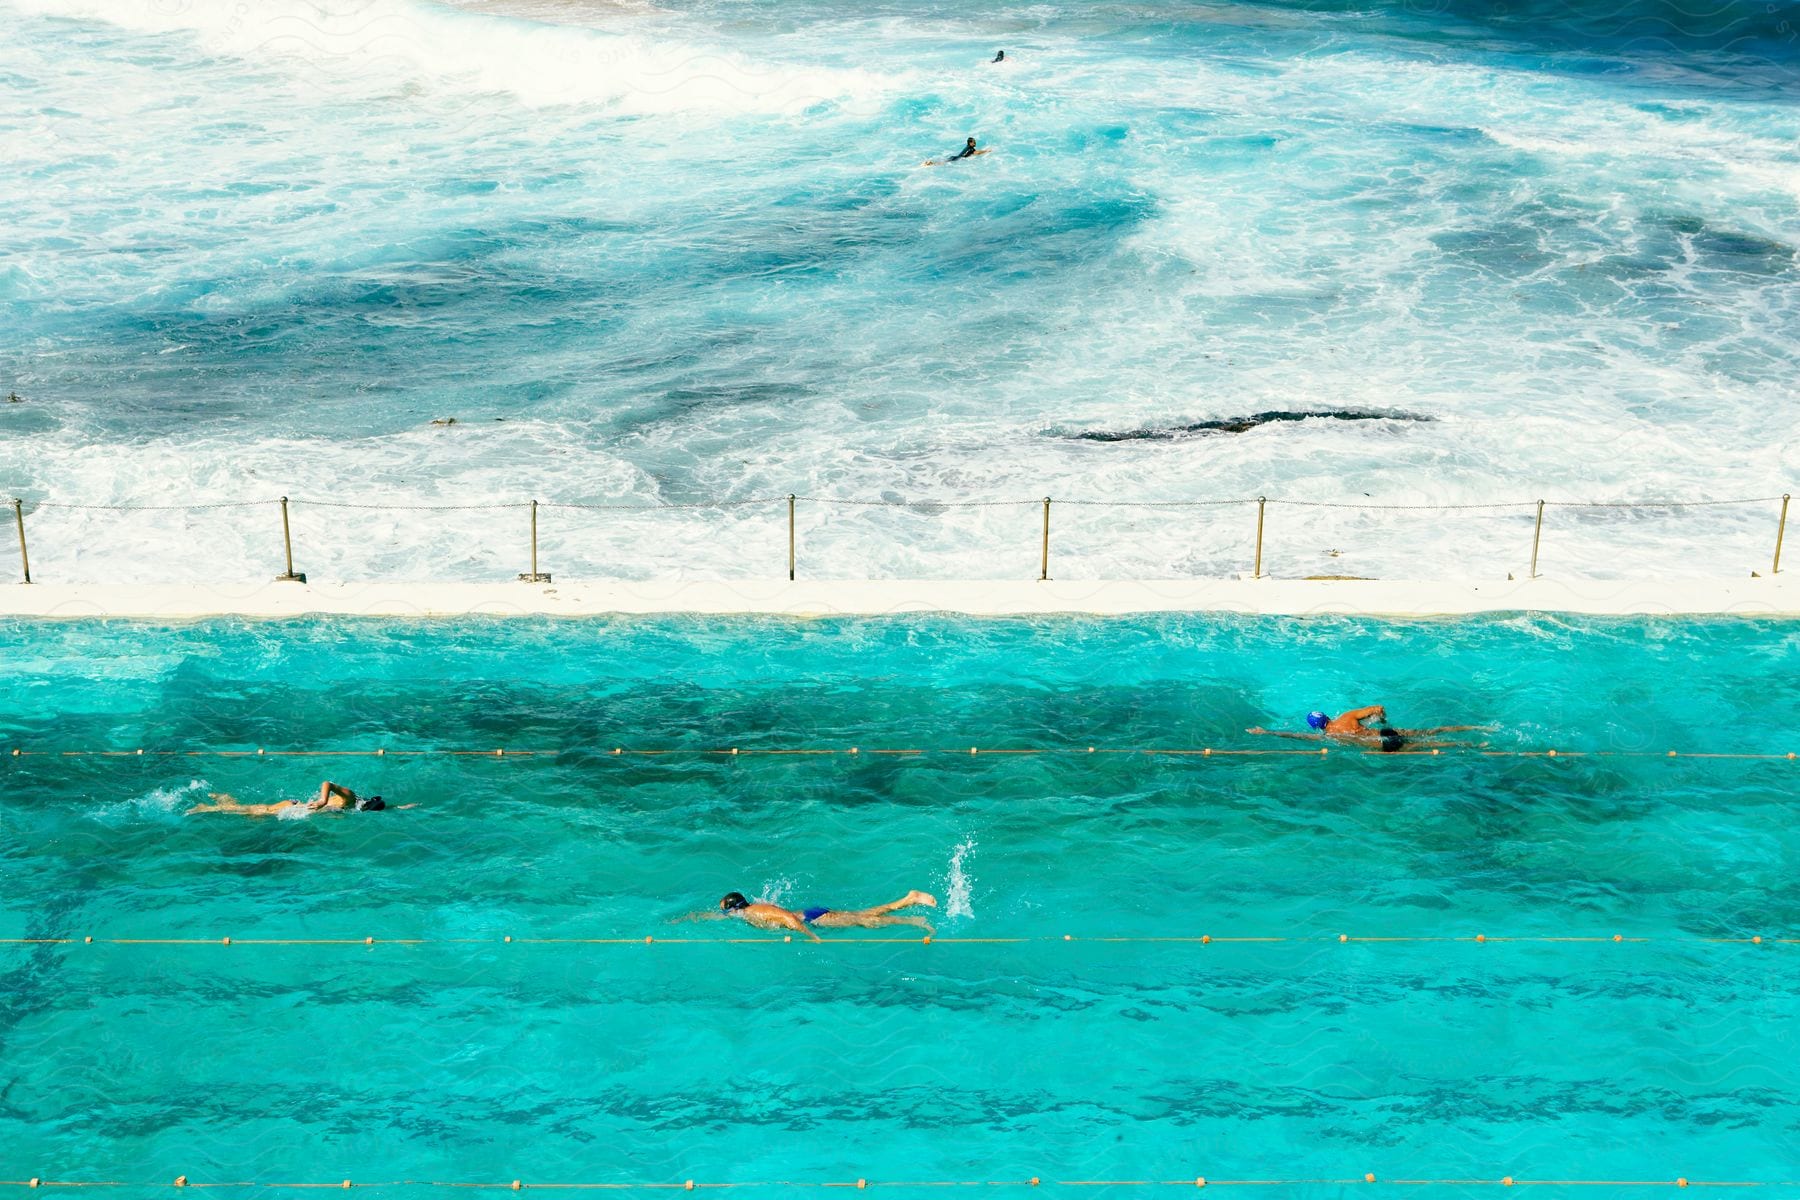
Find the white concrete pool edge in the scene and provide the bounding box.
[2,576,1797,618]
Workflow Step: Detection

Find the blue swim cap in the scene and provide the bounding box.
[1306,711,1329,730]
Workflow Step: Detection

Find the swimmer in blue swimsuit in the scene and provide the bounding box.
[681,889,939,941]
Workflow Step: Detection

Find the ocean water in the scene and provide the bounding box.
[4,614,1799,1186]
[2,0,1798,583]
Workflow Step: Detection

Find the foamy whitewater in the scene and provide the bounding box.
[1,0,1796,583]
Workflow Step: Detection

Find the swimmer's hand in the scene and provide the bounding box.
[1245,725,1268,734]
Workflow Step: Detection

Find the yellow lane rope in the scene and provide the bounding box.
[7,747,1798,760]
[4,1175,1796,1191]
[0,934,1787,948]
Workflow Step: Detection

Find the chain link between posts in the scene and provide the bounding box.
[11,494,1785,512]
[4,491,1792,584]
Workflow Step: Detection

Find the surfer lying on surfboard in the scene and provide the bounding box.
[926,137,991,165]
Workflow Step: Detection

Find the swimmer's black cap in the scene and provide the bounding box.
[357,796,386,811]
[721,892,749,911]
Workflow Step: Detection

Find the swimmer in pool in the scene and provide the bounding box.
[1246,706,1493,753]
[681,889,939,941]
[925,137,990,166]
[185,780,398,816]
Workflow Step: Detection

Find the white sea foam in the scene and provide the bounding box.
[2,1,1796,585]
[9,0,883,114]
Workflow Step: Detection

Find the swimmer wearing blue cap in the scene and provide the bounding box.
[1247,705,1491,752]
[680,889,938,941]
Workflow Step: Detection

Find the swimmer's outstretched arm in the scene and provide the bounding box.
[1245,727,1324,741]
[669,911,729,924]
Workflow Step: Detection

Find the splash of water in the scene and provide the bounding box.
[94,778,209,823]
[945,837,976,919]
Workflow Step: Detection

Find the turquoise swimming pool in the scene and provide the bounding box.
[2,615,1797,1190]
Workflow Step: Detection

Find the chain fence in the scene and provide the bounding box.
[5,491,1791,585]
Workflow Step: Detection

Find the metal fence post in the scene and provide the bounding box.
[276,497,305,583]
[787,495,796,581]
[1039,498,1051,581]
[1528,499,1545,579]
[1252,497,1266,579]
[519,500,551,582]
[12,498,28,585]
[1774,493,1790,576]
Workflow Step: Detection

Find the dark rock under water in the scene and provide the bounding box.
[1054,409,1434,442]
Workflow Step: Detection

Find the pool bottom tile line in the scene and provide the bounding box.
[7,747,1799,761]
[4,1175,1795,1191]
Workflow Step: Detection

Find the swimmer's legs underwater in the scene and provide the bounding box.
[185,794,291,815]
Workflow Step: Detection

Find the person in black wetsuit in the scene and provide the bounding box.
[925,137,989,166]
[992,50,1005,62]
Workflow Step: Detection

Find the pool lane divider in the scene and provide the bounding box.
[6,1174,1798,1190]
[8,747,1799,760]
[1,934,1786,948]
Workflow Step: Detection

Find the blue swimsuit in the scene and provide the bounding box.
[802,906,832,923]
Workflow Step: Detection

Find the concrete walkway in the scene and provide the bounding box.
[2,576,1795,619]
